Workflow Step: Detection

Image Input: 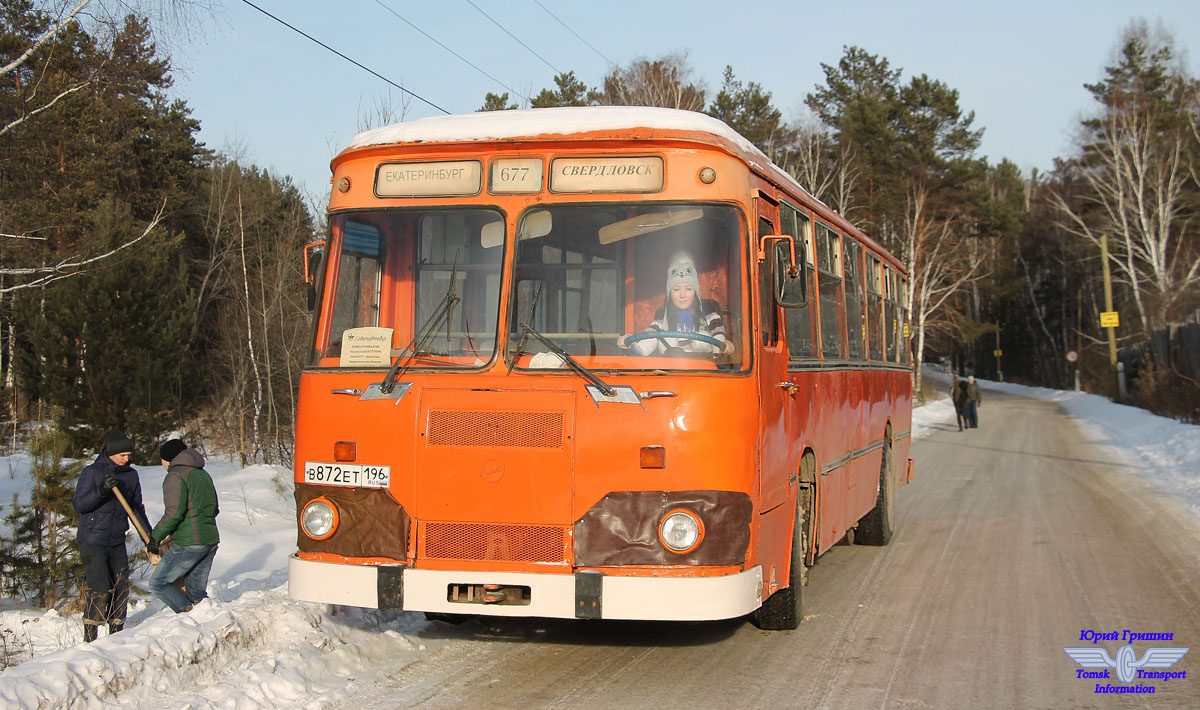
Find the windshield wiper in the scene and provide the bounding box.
[517,322,616,397]
[506,282,541,374]
[380,255,460,393]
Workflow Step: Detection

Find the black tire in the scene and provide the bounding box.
[424,611,474,625]
[857,438,895,546]
[751,491,806,630]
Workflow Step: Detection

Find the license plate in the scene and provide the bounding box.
[303,462,390,488]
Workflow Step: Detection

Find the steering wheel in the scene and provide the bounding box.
[623,330,724,349]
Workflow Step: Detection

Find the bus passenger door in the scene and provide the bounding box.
[754,201,795,589]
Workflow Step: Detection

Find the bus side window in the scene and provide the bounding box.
[884,266,898,362]
[816,223,845,359]
[844,239,864,360]
[899,276,911,364]
[758,217,779,347]
[328,220,383,355]
[867,255,883,361]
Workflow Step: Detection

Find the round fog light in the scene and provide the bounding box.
[658,509,704,554]
[302,498,338,540]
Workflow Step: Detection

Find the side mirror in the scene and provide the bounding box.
[303,241,325,313]
[759,235,807,308]
[776,253,808,308]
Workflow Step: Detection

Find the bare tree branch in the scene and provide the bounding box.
[0,201,166,294]
[0,0,92,78]
[0,81,91,138]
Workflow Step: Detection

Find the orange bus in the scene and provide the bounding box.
[289,107,913,629]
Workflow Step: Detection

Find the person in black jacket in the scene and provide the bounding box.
[949,375,968,431]
[71,430,151,642]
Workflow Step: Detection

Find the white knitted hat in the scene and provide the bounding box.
[665,252,701,295]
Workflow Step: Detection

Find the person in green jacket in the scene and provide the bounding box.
[146,439,220,613]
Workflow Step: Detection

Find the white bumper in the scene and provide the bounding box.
[288,555,763,621]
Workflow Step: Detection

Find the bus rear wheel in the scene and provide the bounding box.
[857,437,894,546]
[751,490,806,630]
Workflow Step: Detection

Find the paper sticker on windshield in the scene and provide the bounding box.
[339,327,393,367]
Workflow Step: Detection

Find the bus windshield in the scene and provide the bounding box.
[321,208,504,368]
[509,203,746,372]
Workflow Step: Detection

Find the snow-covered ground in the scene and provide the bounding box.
[1,378,1197,708]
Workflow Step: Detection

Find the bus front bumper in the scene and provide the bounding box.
[288,554,763,621]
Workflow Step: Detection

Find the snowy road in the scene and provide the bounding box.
[337,387,1200,709]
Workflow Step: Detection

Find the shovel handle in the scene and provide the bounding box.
[112,486,162,565]
[111,487,151,543]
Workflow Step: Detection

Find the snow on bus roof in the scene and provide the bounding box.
[348,106,765,158]
[346,106,857,253]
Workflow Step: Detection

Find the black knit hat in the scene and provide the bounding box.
[104,430,134,455]
[159,439,187,463]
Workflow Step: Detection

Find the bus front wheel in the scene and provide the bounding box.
[751,488,806,630]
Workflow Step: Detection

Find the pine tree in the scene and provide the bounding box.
[805,46,904,233]
[531,71,589,108]
[16,208,196,457]
[706,66,790,156]
[5,8,206,453]
[479,92,517,111]
[27,426,83,607]
[0,426,82,606]
[1,492,28,599]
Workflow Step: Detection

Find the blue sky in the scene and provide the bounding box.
[166,1,1200,202]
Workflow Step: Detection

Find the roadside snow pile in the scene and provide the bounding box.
[2,578,428,709]
[912,367,957,437]
[0,455,432,709]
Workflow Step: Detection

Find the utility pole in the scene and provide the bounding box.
[994,322,1003,383]
[1099,235,1122,399]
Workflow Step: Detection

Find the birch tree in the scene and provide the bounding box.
[199,163,315,465]
[1050,26,1200,332]
[590,52,706,110]
[776,115,862,218]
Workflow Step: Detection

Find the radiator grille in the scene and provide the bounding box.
[427,410,564,448]
[423,522,567,563]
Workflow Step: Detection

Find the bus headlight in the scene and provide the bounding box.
[658,509,704,554]
[301,497,339,540]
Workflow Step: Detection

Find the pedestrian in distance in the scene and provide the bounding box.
[72,429,152,642]
[966,375,982,428]
[147,439,220,613]
[949,375,969,431]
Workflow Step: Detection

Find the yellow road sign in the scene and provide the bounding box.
[1100,311,1120,328]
